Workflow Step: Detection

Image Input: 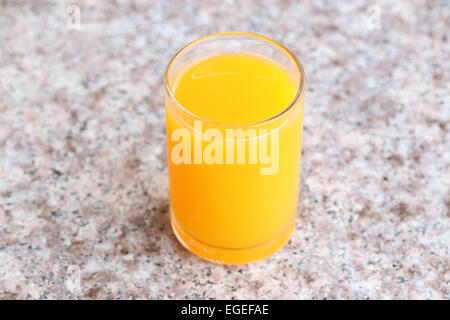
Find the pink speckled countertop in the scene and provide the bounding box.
[0,1,449,299]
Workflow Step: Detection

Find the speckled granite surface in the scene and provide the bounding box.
[0,0,449,299]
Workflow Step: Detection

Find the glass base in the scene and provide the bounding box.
[171,211,296,264]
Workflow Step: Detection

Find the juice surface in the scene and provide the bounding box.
[173,53,297,124]
[166,53,304,264]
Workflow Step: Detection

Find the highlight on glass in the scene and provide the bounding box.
[164,32,306,264]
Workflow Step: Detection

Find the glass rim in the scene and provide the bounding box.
[164,32,306,127]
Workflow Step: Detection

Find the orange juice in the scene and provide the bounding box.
[164,33,305,264]
[173,54,297,124]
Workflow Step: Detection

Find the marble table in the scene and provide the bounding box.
[0,0,448,299]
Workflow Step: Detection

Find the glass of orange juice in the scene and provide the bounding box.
[164,32,306,264]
